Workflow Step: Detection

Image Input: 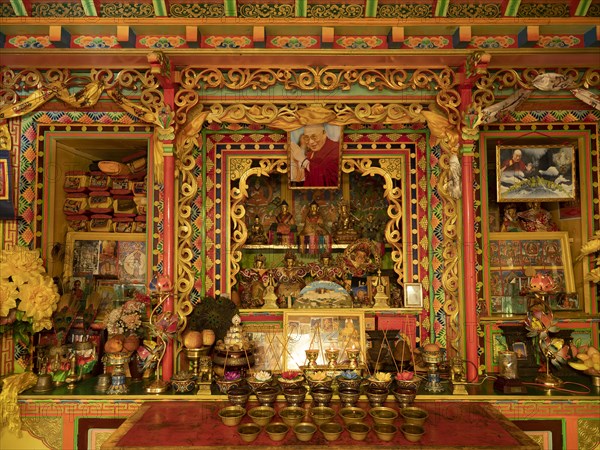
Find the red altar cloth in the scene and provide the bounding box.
[102,400,537,449]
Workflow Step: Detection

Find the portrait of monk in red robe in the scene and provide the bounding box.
[289,123,341,189]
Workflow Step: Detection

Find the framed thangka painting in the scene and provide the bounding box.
[487,232,575,314]
[496,145,576,202]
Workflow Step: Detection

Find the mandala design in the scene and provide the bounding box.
[403,36,450,49]
[139,36,186,49]
[73,36,119,49]
[335,36,384,49]
[204,36,252,48]
[269,36,319,49]
[8,36,52,49]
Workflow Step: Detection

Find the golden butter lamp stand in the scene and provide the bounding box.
[145,290,173,394]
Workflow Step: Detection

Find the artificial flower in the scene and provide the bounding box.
[105,299,146,335]
[0,247,59,333]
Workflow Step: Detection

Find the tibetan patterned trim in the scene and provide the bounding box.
[335,36,386,49]
[536,35,582,48]
[238,3,294,17]
[503,109,600,123]
[517,3,569,17]
[101,3,154,18]
[589,3,600,16]
[203,36,253,48]
[377,4,432,18]
[32,2,85,17]
[73,36,120,49]
[0,4,16,17]
[268,36,319,49]
[403,36,451,49]
[468,36,516,49]
[307,4,364,18]
[447,3,501,18]
[139,36,187,49]
[7,36,52,49]
[578,418,600,450]
[170,3,224,17]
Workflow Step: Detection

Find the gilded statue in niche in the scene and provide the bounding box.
[273,250,309,308]
[238,254,270,308]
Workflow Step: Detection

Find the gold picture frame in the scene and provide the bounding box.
[404,283,424,308]
[496,145,576,203]
[487,231,575,314]
[283,310,365,370]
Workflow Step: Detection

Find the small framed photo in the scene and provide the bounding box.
[404,283,424,308]
[496,145,576,202]
[512,342,528,359]
[288,123,342,189]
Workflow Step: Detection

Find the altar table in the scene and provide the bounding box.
[101,400,538,449]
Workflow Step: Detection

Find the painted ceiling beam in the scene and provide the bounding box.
[0,32,5,48]
[365,0,378,18]
[501,0,521,17]
[433,0,449,17]
[518,25,539,47]
[224,0,237,17]
[9,0,32,16]
[584,25,599,46]
[570,0,592,16]
[453,26,471,48]
[152,0,169,17]
[49,25,71,48]
[186,26,200,48]
[295,0,307,17]
[322,26,334,49]
[253,26,265,48]
[80,0,101,16]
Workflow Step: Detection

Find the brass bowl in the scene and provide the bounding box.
[339,406,367,425]
[294,422,317,442]
[227,386,252,408]
[395,374,423,391]
[373,423,398,442]
[278,375,305,390]
[401,406,428,426]
[337,375,363,391]
[248,405,275,426]
[401,423,425,442]
[278,406,306,427]
[306,376,333,391]
[265,422,289,441]
[255,386,280,407]
[369,406,398,425]
[366,387,389,408]
[238,423,261,443]
[247,376,272,392]
[319,422,343,441]
[346,422,370,441]
[393,387,417,408]
[367,377,393,391]
[218,406,246,426]
[311,386,333,407]
[309,406,336,425]
[338,387,360,407]
[216,377,242,394]
[283,385,307,407]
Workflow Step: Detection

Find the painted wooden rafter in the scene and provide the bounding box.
[366,0,378,18]
[570,0,592,16]
[80,0,101,16]
[295,0,307,17]
[433,0,449,17]
[501,0,521,16]
[9,0,32,16]
[224,0,237,17]
[152,0,170,17]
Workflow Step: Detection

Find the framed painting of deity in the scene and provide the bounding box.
[487,232,576,314]
[288,123,342,190]
[282,310,365,370]
[496,145,576,202]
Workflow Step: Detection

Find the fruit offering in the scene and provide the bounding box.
[568,345,600,373]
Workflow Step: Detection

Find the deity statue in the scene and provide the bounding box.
[298,200,332,254]
[517,202,558,232]
[269,200,296,245]
[274,250,308,308]
[500,203,523,232]
[340,239,381,278]
[362,212,383,242]
[309,252,344,283]
[247,215,267,244]
[238,254,270,308]
[333,202,360,244]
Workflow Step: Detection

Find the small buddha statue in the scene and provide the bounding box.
[333,202,359,244]
[248,215,267,244]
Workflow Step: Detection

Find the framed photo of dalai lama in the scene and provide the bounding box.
[288,123,342,189]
